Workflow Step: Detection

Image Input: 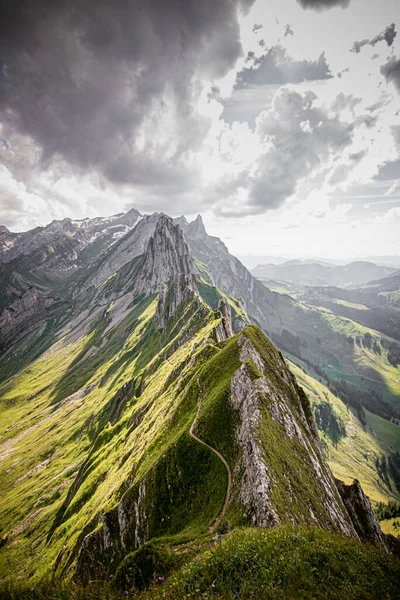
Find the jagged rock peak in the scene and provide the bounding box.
[186,214,208,241]
[173,215,189,229]
[134,215,195,296]
[335,478,390,553]
[218,296,234,339]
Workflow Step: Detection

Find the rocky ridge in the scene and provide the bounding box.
[0,208,394,587]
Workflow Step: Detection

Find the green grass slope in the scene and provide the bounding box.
[1,527,399,600]
[290,362,400,504]
[0,289,227,583]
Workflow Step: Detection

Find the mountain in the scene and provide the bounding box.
[301,270,400,342]
[237,254,290,268]
[252,260,397,288]
[0,211,395,594]
[0,209,141,307]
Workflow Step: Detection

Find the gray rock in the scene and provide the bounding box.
[335,478,390,552]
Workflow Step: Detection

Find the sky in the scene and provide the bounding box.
[0,0,399,259]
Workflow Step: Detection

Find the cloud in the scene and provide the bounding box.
[327,150,366,185]
[214,88,356,216]
[297,0,350,11]
[375,158,400,181]
[385,180,400,195]
[284,24,294,37]
[331,93,361,115]
[351,23,397,53]
[0,0,254,195]
[381,206,400,221]
[381,57,400,91]
[235,46,333,88]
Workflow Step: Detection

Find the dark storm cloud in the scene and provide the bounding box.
[297,0,350,11]
[0,0,254,187]
[351,23,397,53]
[235,46,333,89]
[381,57,400,91]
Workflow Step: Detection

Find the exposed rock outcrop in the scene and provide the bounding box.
[335,478,390,552]
[96,215,198,310]
[154,274,198,331]
[0,287,60,349]
[218,297,234,339]
[229,331,357,537]
[134,215,194,296]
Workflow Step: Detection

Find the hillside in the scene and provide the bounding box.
[290,362,400,504]
[0,212,397,595]
[2,527,400,600]
[301,272,400,341]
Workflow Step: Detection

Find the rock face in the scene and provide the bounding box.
[217,297,234,339]
[0,287,59,349]
[134,215,194,296]
[96,215,197,308]
[0,210,141,265]
[181,215,290,332]
[335,479,390,552]
[229,330,356,537]
[154,274,198,331]
[74,213,160,298]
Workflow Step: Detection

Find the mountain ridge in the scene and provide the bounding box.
[0,209,397,591]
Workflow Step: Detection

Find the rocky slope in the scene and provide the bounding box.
[0,212,391,589]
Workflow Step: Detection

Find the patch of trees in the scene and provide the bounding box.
[381,339,400,368]
[313,401,346,446]
[363,332,373,349]
[375,455,391,488]
[375,453,400,494]
[329,379,400,422]
[272,329,306,357]
[361,332,381,355]
[375,499,400,521]
[389,452,400,494]
[373,341,381,355]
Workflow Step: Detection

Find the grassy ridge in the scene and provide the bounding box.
[1,527,399,599]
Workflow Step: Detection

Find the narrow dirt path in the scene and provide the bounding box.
[189,377,232,533]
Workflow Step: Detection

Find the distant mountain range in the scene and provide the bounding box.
[251,260,398,289]
[239,255,400,270]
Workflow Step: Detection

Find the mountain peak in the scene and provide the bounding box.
[186,214,208,241]
[132,214,195,297]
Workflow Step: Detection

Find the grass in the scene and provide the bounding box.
[1,526,399,599]
[379,517,400,536]
[290,362,400,504]
[365,410,400,454]
[335,299,369,311]
[0,292,224,582]
[1,277,398,592]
